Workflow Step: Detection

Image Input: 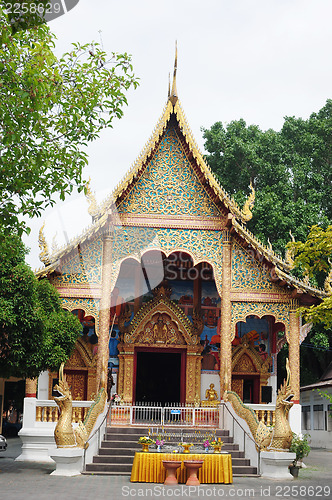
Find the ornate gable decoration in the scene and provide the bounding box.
[118,126,221,218]
[119,286,202,346]
[232,334,272,375]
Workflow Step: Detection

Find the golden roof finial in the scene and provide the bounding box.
[168,72,171,99]
[285,230,295,269]
[38,221,51,266]
[169,41,178,105]
[324,259,332,295]
[85,177,99,220]
[242,181,255,222]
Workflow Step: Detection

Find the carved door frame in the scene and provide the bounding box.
[133,346,187,404]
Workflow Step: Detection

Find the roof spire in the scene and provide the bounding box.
[169,41,178,105]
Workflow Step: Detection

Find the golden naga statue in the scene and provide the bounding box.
[225,359,294,451]
[242,181,255,222]
[53,364,106,448]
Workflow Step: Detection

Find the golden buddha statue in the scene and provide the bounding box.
[202,383,220,406]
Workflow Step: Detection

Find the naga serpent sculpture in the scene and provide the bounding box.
[53,363,107,448]
[225,359,294,451]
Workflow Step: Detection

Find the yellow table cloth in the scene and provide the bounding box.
[130,452,233,484]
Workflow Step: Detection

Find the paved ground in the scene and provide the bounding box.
[0,438,331,499]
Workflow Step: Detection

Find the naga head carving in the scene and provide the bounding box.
[53,363,72,409]
[276,358,294,410]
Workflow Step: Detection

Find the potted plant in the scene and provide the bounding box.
[289,433,311,478]
[203,439,210,453]
[138,436,155,452]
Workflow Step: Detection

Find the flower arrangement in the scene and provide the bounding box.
[203,440,210,448]
[111,393,121,403]
[156,439,164,447]
[289,433,311,466]
[138,436,155,445]
[210,440,223,446]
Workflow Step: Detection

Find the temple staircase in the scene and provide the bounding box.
[83,426,258,476]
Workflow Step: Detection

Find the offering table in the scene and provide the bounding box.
[130,452,232,484]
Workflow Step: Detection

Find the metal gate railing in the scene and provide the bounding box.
[110,402,220,427]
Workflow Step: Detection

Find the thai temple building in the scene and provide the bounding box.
[27,56,326,437]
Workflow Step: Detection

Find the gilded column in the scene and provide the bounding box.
[96,232,113,392]
[186,351,197,404]
[25,378,37,397]
[220,229,232,398]
[288,299,300,402]
[117,352,125,399]
[122,351,134,403]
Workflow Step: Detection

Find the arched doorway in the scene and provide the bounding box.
[117,284,203,404]
[232,315,284,403]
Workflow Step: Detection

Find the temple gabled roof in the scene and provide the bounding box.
[34,57,328,303]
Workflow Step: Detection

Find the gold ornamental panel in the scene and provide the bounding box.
[233,354,256,374]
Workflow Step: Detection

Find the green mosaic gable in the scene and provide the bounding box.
[231,242,287,293]
[52,237,103,286]
[118,126,221,217]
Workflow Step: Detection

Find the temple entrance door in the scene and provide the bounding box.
[134,349,185,405]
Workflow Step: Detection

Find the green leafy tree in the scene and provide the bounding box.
[289,225,332,327]
[0,3,138,234]
[202,100,332,254]
[0,233,81,378]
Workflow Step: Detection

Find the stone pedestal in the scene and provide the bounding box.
[49,448,84,476]
[184,460,204,486]
[260,451,296,479]
[163,460,182,485]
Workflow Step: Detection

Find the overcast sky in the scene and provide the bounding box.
[24,0,332,269]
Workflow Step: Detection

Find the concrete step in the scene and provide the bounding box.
[94,455,134,464]
[84,462,257,476]
[85,462,132,473]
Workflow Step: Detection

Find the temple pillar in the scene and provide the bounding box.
[122,351,134,404]
[25,378,37,398]
[96,232,113,392]
[288,299,301,402]
[117,352,125,399]
[186,351,198,404]
[220,229,232,397]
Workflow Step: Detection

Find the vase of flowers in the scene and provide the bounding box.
[156,439,164,452]
[289,433,311,477]
[138,436,155,452]
[179,442,193,454]
[210,439,224,453]
[111,393,121,404]
[203,440,210,453]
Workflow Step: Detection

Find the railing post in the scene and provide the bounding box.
[130,405,133,425]
[192,407,195,427]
